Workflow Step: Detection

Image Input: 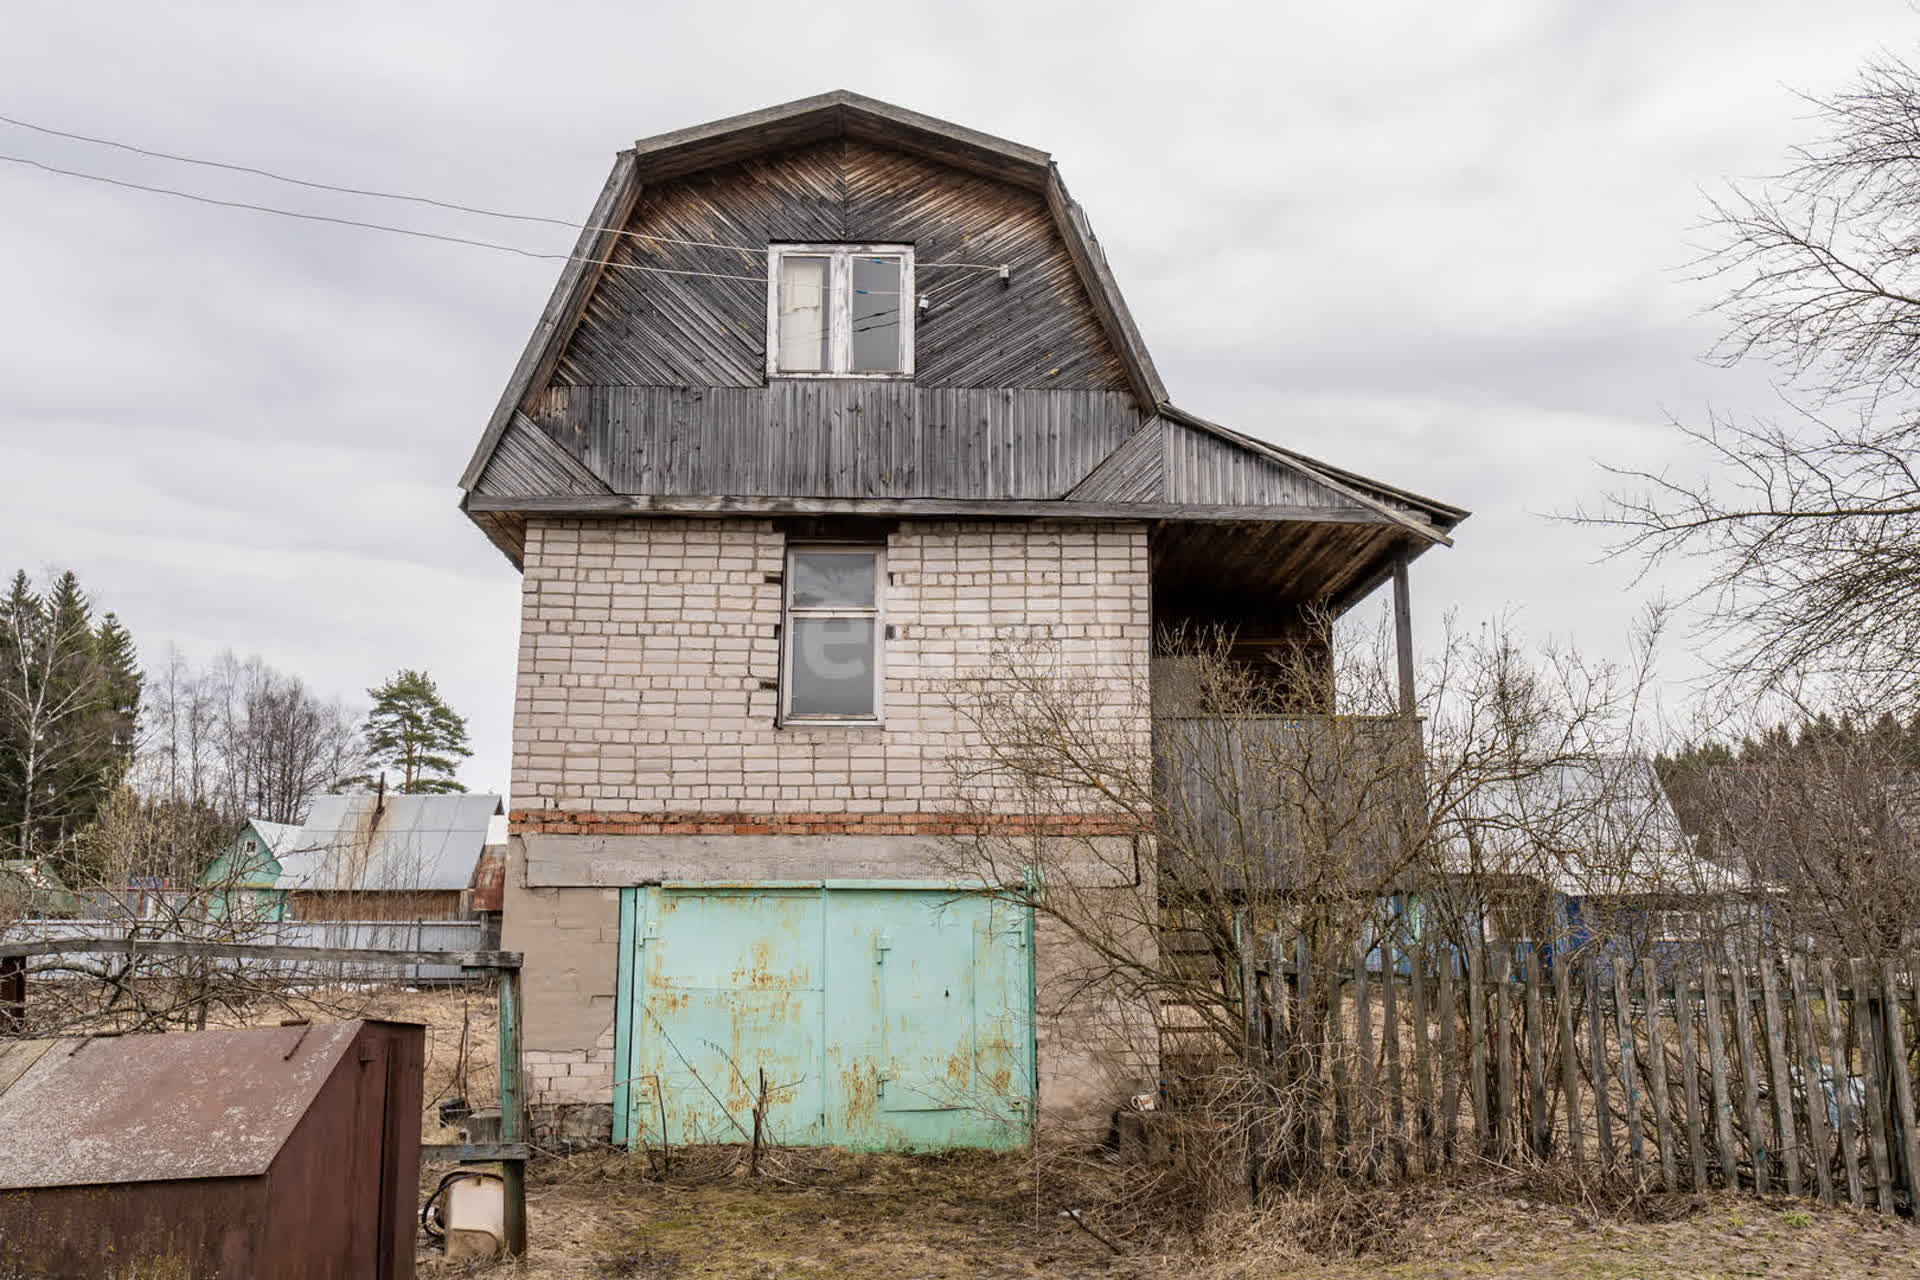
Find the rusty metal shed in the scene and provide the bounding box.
[0,1019,423,1279]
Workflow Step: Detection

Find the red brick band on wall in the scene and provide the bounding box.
[508,810,1144,838]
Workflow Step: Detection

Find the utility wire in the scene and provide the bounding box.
[0,111,1009,270]
[0,151,767,284]
[0,109,769,256]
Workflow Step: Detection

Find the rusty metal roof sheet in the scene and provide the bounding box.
[0,1021,364,1189]
[469,845,506,913]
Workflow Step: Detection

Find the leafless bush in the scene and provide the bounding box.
[939,606,1693,1226]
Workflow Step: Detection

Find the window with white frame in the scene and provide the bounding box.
[767,245,914,377]
[782,546,884,722]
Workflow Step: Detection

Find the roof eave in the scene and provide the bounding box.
[630,90,1053,188]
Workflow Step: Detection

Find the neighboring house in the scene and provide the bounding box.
[202,818,304,921]
[1444,756,1746,961]
[0,861,80,919]
[457,92,1468,1147]
[271,793,503,921]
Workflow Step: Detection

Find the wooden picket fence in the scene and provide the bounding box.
[1216,926,1920,1215]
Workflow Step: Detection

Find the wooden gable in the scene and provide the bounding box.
[458,92,1468,591]
[554,139,1132,392]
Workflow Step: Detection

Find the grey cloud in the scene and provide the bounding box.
[3,0,1913,795]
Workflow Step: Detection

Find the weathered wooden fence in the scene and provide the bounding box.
[1224,927,1920,1215]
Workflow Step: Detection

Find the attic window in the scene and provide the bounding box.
[768,245,914,378]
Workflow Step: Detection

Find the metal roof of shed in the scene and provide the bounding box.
[274,792,503,893]
[0,1022,367,1189]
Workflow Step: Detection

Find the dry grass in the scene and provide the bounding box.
[413,1146,1920,1280]
[193,987,1915,1279]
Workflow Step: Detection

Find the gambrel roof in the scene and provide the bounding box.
[458,91,1467,602]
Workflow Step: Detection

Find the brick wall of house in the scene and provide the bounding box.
[505,515,1158,1133]
[509,517,1152,823]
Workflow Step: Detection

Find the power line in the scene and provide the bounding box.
[0,110,770,257]
[0,110,1010,270]
[0,151,767,284]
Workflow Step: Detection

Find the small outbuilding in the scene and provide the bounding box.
[274,792,503,921]
[0,1018,423,1278]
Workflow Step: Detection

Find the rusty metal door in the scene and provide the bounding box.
[617,885,1033,1151]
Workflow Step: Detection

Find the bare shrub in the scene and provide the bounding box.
[939,606,1681,1232]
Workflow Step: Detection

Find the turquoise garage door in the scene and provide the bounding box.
[614,884,1034,1151]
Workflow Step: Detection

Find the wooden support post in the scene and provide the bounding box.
[1264,932,1292,1181]
[1391,555,1416,717]
[1612,962,1645,1186]
[1296,934,1322,1169]
[1587,956,1615,1169]
[498,967,528,1257]
[1642,965,1677,1190]
[1821,959,1865,1210]
[1494,950,1515,1161]
[1265,933,1290,1069]
[1382,928,1407,1175]
[1759,960,1801,1198]
[1555,953,1583,1170]
[1727,953,1769,1195]
[1411,935,1434,1171]
[1525,945,1549,1159]
[1237,909,1262,1199]
[1789,958,1834,1205]
[1852,958,1897,1214]
[1675,962,1709,1191]
[1439,954,1460,1165]
[1878,961,1920,1217]
[0,955,23,1034]
[1468,933,1490,1156]
[1352,937,1377,1175]
[1327,948,1352,1177]
[1703,960,1740,1188]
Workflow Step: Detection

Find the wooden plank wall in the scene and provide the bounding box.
[502,384,1140,501]
[1189,922,1920,1216]
[551,139,1131,392]
[1152,716,1421,897]
[1162,418,1358,507]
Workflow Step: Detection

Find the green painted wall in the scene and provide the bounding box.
[201,822,288,921]
[617,884,1033,1151]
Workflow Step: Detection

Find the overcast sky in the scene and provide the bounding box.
[1,2,1909,797]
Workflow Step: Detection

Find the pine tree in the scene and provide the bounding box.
[358,669,471,794]
[0,569,142,880]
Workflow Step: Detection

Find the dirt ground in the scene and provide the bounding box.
[412,1145,1920,1280]
[308,987,1920,1280]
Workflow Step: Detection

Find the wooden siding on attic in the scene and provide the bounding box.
[526,384,1139,500]
[1069,416,1373,511]
[1161,417,1357,508]
[549,139,1132,392]
[475,412,614,497]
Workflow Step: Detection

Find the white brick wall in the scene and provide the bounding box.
[510,518,1152,816]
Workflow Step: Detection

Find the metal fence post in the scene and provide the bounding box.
[497,966,527,1256]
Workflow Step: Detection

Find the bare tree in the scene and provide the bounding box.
[139,647,363,828]
[0,573,127,875]
[1584,51,1920,704]
[937,608,1676,1200]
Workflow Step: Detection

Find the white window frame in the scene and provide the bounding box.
[780,544,885,726]
[766,244,915,379]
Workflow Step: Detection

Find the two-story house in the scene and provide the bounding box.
[458,91,1467,1150]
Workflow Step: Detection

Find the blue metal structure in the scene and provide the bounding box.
[614,883,1034,1151]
